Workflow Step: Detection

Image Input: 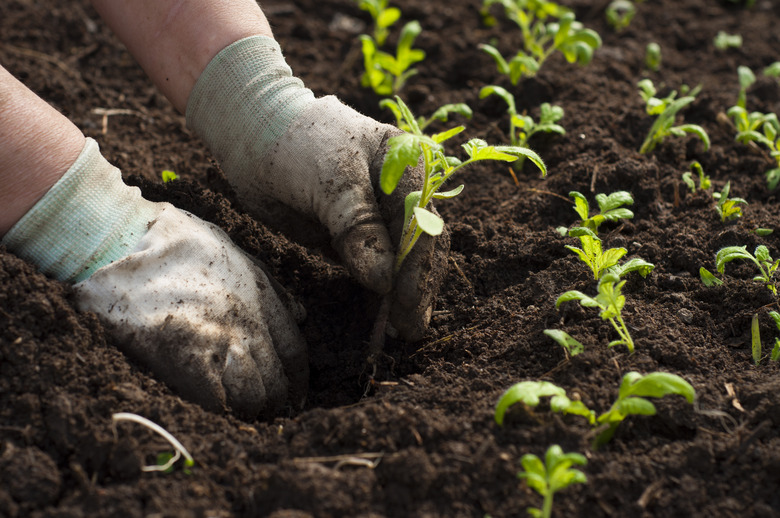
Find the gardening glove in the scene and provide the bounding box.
[186,35,449,341]
[1,137,308,418]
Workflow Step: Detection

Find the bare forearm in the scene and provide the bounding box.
[0,65,85,236]
[90,0,274,113]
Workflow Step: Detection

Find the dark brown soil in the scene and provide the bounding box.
[3,0,780,516]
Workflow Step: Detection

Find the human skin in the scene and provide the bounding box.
[0,0,274,235]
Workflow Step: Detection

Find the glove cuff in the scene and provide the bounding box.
[1,138,161,283]
[185,35,315,181]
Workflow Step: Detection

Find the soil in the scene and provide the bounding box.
[3,0,780,516]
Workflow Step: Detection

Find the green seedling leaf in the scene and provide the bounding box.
[413,206,444,236]
[594,371,695,447]
[714,31,743,50]
[557,274,636,352]
[380,132,423,194]
[752,313,762,365]
[495,380,595,426]
[699,267,723,287]
[606,0,636,32]
[715,245,778,295]
[639,80,709,154]
[645,42,661,71]
[161,170,178,183]
[432,125,466,144]
[544,329,584,356]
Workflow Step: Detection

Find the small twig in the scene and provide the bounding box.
[523,188,573,204]
[112,412,194,472]
[91,108,146,135]
[293,452,384,470]
[448,256,472,290]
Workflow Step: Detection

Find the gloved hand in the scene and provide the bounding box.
[1,138,308,418]
[186,36,450,341]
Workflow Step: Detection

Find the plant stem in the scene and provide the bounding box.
[542,490,554,518]
[366,294,391,377]
[112,412,194,472]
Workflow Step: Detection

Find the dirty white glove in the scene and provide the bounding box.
[186,36,449,341]
[2,138,307,417]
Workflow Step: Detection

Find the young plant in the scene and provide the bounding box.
[479,85,565,168]
[644,42,661,72]
[357,0,401,46]
[714,31,742,50]
[380,98,473,133]
[562,191,654,280]
[637,79,710,154]
[714,245,779,296]
[360,20,425,96]
[593,371,695,447]
[556,273,635,352]
[479,1,601,84]
[712,181,747,222]
[764,62,780,82]
[495,373,696,449]
[161,169,178,183]
[518,445,587,518]
[112,412,194,474]
[568,190,634,233]
[380,96,547,272]
[543,329,584,356]
[495,380,595,425]
[605,0,635,32]
[726,67,780,190]
[681,161,711,192]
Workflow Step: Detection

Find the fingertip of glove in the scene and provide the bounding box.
[335,224,395,295]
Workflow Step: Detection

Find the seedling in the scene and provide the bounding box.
[594,371,695,447]
[380,98,472,132]
[568,190,633,234]
[479,85,565,168]
[543,329,584,356]
[367,97,546,366]
[714,31,742,50]
[681,161,711,192]
[644,42,661,72]
[556,273,635,352]
[605,0,637,32]
[380,96,546,272]
[726,67,780,190]
[479,1,601,84]
[112,412,194,474]
[713,181,747,222]
[161,169,178,183]
[714,245,779,296]
[562,191,654,280]
[764,62,780,81]
[517,445,587,518]
[495,372,696,449]
[360,20,425,95]
[357,0,401,46]
[495,380,595,426]
[637,79,710,154]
